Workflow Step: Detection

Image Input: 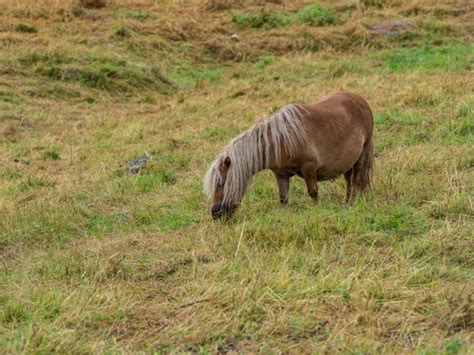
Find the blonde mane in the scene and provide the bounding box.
[203,104,308,205]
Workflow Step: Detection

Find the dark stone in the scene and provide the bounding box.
[126,155,151,175]
[372,19,417,37]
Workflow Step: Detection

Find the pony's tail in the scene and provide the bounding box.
[354,138,374,191]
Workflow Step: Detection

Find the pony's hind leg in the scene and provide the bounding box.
[344,169,354,205]
[347,140,374,204]
[274,173,290,205]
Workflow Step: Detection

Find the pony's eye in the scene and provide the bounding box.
[217,180,225,188]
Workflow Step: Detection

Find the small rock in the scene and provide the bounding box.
[372,19,416,37]
[126,155,152,175]
[229,33,240,42]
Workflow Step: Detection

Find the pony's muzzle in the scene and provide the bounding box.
[211,203,224,220]
[211,203,235,220]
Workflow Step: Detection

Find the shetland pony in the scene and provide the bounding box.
[204,92,374,219]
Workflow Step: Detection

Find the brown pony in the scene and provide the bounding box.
[204,92,374,219]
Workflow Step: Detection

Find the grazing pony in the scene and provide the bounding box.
[203,92,374,219]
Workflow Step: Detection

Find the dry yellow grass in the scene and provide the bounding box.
[0,0,473,353]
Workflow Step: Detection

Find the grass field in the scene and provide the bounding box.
[0,0,473,353]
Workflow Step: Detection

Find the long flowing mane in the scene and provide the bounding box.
[203,104,308,205]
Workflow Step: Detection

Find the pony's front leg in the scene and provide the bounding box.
[274,173,290,205]
[301,163,318,203]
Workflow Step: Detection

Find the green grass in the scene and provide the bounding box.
[132,170,177,192]
[168,64,224,90]
[118,10,152,21]
[42,148,61,160]
[110,24,132,38]
[378,43,474,72]
[295,4,336,26]
[255,56,275,69]
[17,178,53,192]
[232,4,336,29]
[0,0,473,353]
[15,23,38,33]
[232,10,293,29]
[7,50,175,94]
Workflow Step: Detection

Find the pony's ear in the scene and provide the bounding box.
[224,157,231,168]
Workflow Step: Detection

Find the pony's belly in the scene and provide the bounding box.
[316,168,341,181]
[314,138,365,180]
[274,166,341,181]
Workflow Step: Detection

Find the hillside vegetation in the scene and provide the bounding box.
[0,0,473,353]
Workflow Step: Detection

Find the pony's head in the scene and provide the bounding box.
[203,155,239,219]
[203,103,307,220]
